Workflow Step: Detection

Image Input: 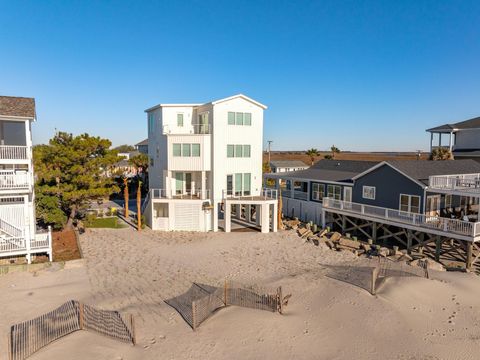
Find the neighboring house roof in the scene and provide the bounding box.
[267,160,379,183]
[0,96,36,119]
[270,160,308,168]
[426,116,480,133]
[354,159,480,187]
[452,149,480,157]
[145,94,267,112]
[136,138,148,146]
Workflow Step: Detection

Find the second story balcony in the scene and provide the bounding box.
[429,174,480,194]
[163,123,211,135]
[0,145,28,161]
[0,170,31,192]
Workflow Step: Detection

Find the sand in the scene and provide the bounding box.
[1,227,480,360]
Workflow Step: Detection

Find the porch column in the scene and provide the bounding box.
[466,242,473,270]
[201,171,206,200]
[449,132,454,152]
[438,133,442,147]
[290,180,294,199]
[256,205,261,226]
[236,204,242,220]
[24,195,31,264]
[246,205,252,223]
[225,202,231,233]
[272,202,278,232]
[166,170,172,198]
[261,203,270,233]
[430,132,433,153]
[321,209,326,228]
[212,201,219,232]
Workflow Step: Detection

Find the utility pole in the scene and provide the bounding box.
[267,140,273,164]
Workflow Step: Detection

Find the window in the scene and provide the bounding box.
[227,144,251,157]
[327,185,341,200]
[173,143,199,157]
[192,144,200,157]
[227,145,234,158]
[177,113,184,127]
[148,113,155,133]
[400,194,420,213]
[228,112,252,126]
[235,112,244,125]
[362,186,376,200]
[173,144,181,157]
[182,144,191,157]
[235,174,243,195]
[244,113,252,126]
[243,173,251,195]
[149,157,154,167]
[228,112,235,125]
[243,145,251,157]
[312,183,325,201]
[235,145,243,157]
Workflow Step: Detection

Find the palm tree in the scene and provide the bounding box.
[430,147,454,160]
[330,145,340,160]
[306,148,320,165]
[123,177,129,218]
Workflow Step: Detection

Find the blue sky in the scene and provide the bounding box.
[1,0,479,151]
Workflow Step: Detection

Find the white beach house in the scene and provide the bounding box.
[143,94,278,233]
[0,96,51,263]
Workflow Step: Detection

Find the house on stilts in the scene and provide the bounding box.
[265,159,480,270]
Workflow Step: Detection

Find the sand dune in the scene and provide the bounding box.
[1,228,479,359]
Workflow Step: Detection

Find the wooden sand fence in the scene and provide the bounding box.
[166,281,287,330]
[8,300,136,360]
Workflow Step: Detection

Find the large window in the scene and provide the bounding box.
[362,186,376,200]
[227,144,251,158]
[312,183,325,201]
[327,185,341,200]
[148,113,155,133]
[400,194,420,213]
[445,194,452,209]
[229,173,251,196]
[227,112,252,126]
[173,143,200,157]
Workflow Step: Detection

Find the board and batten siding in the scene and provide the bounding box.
[454,129,480,150]
[352,164,425,211]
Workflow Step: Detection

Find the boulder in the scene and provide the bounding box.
[330,232,342,242]
[379,247,390,257]
[338,238,361,249]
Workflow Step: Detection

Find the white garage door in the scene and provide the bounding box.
[174,204,200,230]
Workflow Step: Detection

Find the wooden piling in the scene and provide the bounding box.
[435,236,441,262]
[466,242,473,270]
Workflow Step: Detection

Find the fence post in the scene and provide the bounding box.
[79,303,84,330]
[371,267,378,295]
[130,314,136,345]
[192,301,197,331]
[224,279,228,306]
[278,286,283,314]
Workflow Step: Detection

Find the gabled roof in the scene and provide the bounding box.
[0,96,36,119]
[353,159,480,187]
[270,160,308,168]
[267,160,378,183]
[135,138,148,146]
[211,94,267,109]
[426,116,480,133]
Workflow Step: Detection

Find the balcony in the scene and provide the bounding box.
[163,123,211,135]
[222,188,278,201]
[429,174,480,194]
[0,170,30,191]
[150,189,210,200]
[323,198,480,241]
[0,145,28,161]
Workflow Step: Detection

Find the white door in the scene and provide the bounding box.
[343,187,352,203]
[426,195,441,216]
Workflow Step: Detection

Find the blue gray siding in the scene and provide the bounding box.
[352,164,425,210]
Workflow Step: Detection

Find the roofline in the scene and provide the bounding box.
[351,161,427,188]
[211,94,268,109]
[0,114,36,122]
[264,172,353,186]
[144,103,202,113]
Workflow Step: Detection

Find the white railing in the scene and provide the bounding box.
[323,197,480,239]
[163,123,211,135]
[0,170,30,190]
[0,236,26,252]
[150,189,210,200]
[222,188,278,200]
[31,228,52,250]
[0,204,25,231]
[0,145,28,160]
[429,173,480,192]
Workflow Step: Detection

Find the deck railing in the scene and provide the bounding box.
[222,188,278,200]
[323,197,480,239]
[163,123,211,135]
[0,170,30,190]
[429,173,480,192]
[150,189,210,200]
[0,145,28,160]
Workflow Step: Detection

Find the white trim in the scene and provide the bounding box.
[362,185,376,200]
[211,94,267,109]
[352,161,427,189]
[399,193,421,213]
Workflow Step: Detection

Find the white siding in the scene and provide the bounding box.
[167,134,211,171]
